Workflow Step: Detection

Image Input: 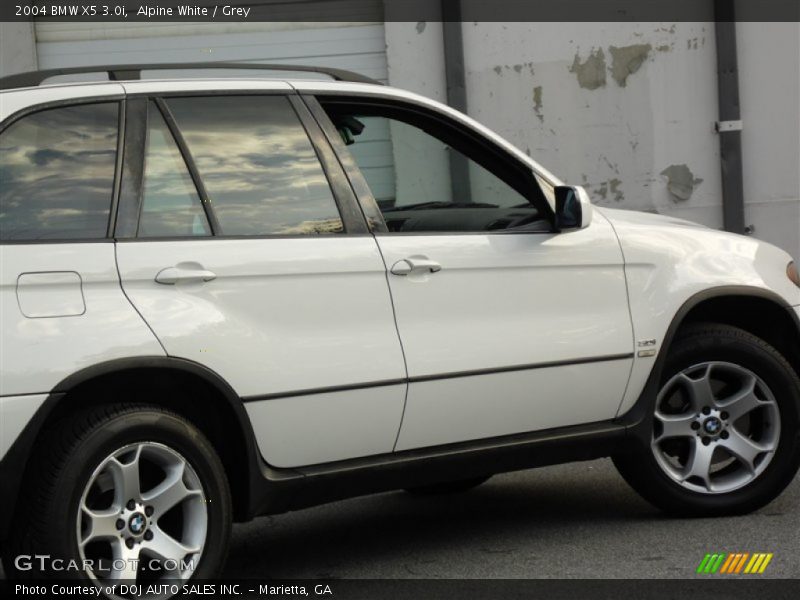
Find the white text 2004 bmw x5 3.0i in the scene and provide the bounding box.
[1,64,799,585]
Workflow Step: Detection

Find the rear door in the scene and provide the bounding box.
[114,85,407,468]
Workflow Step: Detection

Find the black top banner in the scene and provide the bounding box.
[2,0,800,23]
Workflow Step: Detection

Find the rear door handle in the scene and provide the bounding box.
[390,256,442,276]
[155,263,217,285]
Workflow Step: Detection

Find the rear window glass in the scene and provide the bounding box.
[166,96,343,236]
[0,103,119,241]
[138,103,211,238]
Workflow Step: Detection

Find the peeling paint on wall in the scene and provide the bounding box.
[569,48,606,90]
[493,62,535,76]
[609,178,624,202]
[533,85,544,122]
[660,164,704,201]
[608,44,652,87]
[588,179,624,203]
[600,155,620,174]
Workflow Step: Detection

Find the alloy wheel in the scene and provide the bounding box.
[651,361,781,494]
[76,442,207,583]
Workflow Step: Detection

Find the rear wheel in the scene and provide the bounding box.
[615,323,800,516]
[4,404,232,584]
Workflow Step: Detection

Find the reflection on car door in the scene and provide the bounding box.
[312,97,634,451]
[0,97,163,399]
[114,91,407,468]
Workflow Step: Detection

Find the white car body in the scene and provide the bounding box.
[1,76,799,501]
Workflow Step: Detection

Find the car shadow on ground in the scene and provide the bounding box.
[223,463,660,577]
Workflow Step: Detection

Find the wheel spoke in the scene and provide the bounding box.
[717,376,763,421]
[81,506,120,545]
[722,430,773,474]
[142,462,200,514]
[655,412,696,440]
[145,524,200,567]
[78,441,208,586]
[110,542,141,582]
[681,439,716,490]
[107,444,142,503]
[652,361,782,495]
[679,368,715,411]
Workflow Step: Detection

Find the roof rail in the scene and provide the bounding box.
[0,62,383,91]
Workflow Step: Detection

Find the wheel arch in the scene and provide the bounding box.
[621,286,800,436]
[667,287,800,375]
[1,356,266,542]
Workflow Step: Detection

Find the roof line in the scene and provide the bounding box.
[0,62,383,91]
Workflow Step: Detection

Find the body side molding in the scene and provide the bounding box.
[240,353,634,403]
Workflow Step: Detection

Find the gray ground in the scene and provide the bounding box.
[223,459,800,579]
[2,459,798,580]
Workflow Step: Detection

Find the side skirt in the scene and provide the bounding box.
[248,419,629,517]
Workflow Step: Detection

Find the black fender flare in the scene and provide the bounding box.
[618,285,800,442]
[0,356,298,542]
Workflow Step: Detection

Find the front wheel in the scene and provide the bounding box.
[614,323,800,516]
[4,404,232,584]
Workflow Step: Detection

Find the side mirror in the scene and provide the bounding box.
[554,185,593,231]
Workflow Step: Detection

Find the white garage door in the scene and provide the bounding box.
[34,20,387,83]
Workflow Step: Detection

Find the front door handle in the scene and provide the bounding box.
[155,262,217,285]
[390,256,442,276]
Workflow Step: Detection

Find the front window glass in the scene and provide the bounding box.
[323,105,546,233]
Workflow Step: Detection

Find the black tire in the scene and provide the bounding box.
[2,404,232,581]
[614,323,800,517]
[405,475,491,495]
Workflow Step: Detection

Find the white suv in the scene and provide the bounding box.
[1,64,799,584]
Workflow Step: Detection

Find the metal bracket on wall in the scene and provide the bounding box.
[715,120,743,133]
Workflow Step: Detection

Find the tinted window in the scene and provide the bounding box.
[138,103,211,238]
[325,109,546,233]
[0,103,118,241]
[166,96,343,236]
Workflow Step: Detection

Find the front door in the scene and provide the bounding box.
[311,97,634,451]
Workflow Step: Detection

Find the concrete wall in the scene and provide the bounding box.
[385,21,447,100]
[462,23,724,226]
[385,21,799,258]
[737,22,800,259]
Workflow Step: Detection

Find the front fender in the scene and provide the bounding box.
[603,208,800,416]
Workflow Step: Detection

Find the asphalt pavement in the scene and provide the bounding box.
[222,458,800,579]
[2,458,798,581]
